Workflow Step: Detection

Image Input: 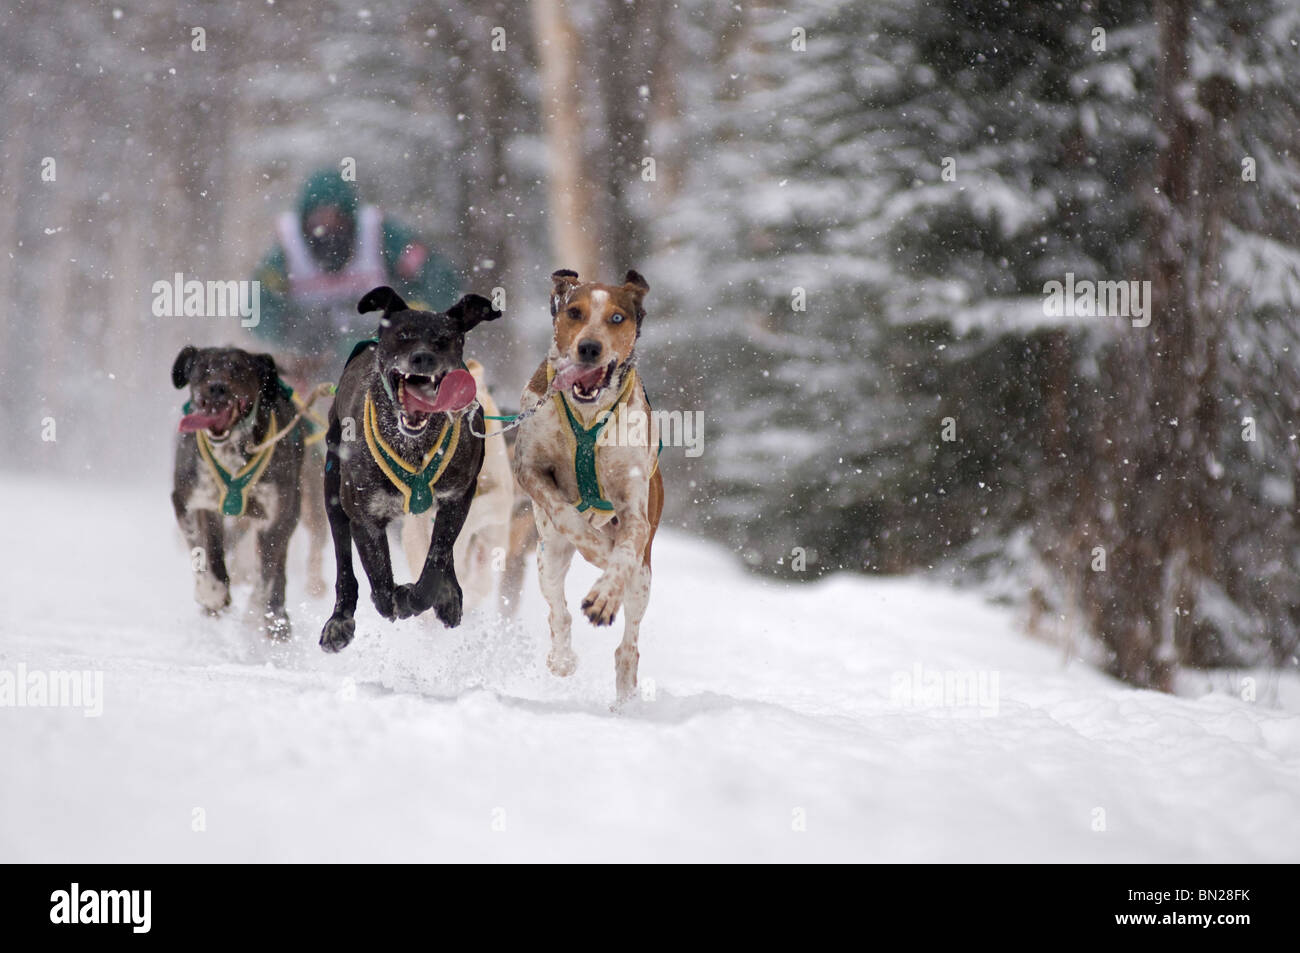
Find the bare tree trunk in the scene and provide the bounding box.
[531,0,600,277]
[1079,0,1231,688]
[648,4,684,206]
[597,0,661,273]
[39,101,86,441]
[0,96,32,445]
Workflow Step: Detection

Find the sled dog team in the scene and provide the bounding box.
[171,271,662,704]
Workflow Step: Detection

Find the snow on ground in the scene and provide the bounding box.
[1,472,1298,862]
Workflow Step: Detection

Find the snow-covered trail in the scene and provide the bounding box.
[1,473,1297,862]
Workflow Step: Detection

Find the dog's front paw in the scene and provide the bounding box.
[581,572,624,626]
[547,646,578,677]
[319,614,355,653]
[194,574,230,614]
[370,588,396,621]
[392,583,424,619]
[429,575,463,629]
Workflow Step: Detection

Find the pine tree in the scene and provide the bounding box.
[651,0,1154,577]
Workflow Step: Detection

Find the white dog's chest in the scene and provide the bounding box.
[522,400,657,517]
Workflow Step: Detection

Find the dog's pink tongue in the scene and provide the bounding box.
[403,368,478,414]
[178,407,235,433]
[553,364,605,392]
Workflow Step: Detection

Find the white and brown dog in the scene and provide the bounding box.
[512,269,663,704]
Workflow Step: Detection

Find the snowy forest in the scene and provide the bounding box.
[3,0,1300,695]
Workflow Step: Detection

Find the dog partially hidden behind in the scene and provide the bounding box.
[319,286,502,653]
[512,269,663,705]
[171,346,305,638]
[400,358,514,614]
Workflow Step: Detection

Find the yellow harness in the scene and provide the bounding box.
[196,411,279,517]
[362,393,461,515]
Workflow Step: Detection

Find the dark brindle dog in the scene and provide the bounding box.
[171,346,305,637]
[319,286,501,652]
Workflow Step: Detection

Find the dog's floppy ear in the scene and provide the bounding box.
[357,286,409,327]
[446,293,502,333]
[550,269,581,316]
[172,346,198,389]
[252,353,281,406]
[623,270,649,330]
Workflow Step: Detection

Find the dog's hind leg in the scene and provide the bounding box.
[499,497,537,617]
[223,518,255,587]
[255,501,298,640]
[536,519,578,677]
[320,440,360,652]
[400,514,432,583]
[457,529,496,613]
[302,444,329,597]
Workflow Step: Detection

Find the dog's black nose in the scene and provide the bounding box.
[204,381,229,400]
[577,339,603,364]
[407,350,437,374]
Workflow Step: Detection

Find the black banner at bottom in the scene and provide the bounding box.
[2,863,1286,941]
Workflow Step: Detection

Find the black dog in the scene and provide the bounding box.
[319,286,501,652]
[171,346,304,637]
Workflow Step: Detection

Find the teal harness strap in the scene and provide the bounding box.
[368,424,456,514]
[558,397,616,513]
[194,409,279,518]
[553,372,666,514]
[346,338,379,367]
[208,456,263,516]
[362,394,461,515]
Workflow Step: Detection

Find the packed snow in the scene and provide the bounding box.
[1,473,1297,862]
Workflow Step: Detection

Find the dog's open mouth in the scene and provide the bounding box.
[390,367,477,434]
[555,361,615,403]
[178,402,240,441]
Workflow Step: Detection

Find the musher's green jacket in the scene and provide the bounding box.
[249,169,459,366]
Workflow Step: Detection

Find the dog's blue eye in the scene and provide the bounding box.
[610,312,625,324]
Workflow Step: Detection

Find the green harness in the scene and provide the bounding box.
[362,392,461,515]
[195,409,279,517]
[345,338,469,515]
[181,379,307,516]
[550,368,662,514]
[557,395,618,513]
